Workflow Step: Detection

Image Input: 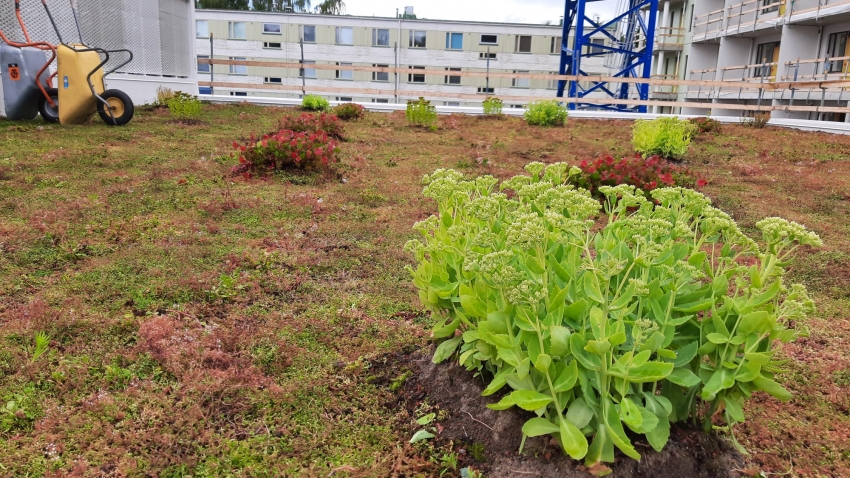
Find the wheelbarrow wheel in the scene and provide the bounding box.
[97,89,134,126]
[38,88,60,123]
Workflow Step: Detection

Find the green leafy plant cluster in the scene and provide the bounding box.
[406,163,821,469]
[406,97,438,127]
[524,100,568,127]
[302,94,330,112]
[482,97,503,117]
[332,102,365,121]
[166,92,203,120]
[632,117,699,160]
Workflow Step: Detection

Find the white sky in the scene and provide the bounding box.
[343,0,620,25]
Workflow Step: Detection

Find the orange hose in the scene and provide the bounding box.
[15,0,33,44]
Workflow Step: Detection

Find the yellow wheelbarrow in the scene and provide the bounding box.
[40,0,135,126]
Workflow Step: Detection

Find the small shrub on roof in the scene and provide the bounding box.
[332,102,365,121]
[524,100,568,126]
[302,94,330,112]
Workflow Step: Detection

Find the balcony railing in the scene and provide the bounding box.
[695,0,850,38]
[654,27,685,50]
[782,56,850,81]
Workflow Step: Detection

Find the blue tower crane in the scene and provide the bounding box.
[556,0,659,113]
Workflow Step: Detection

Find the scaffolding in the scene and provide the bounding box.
[557,0,659,112]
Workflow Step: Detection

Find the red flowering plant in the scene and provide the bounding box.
[231,130,339,177]
[570,154,707,198]
[279,113,345,140]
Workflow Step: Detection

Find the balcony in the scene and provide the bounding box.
[654,27,686,51]
[694,0,850,40]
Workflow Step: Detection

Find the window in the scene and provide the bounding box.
[444,67,461,85]
[827,32,849,73]
[263,23,282,34]
[229,57,247,75]
[446,32,463,50]
[477,87,494,94]
[409,66,425,83]
[263,42,282,49]
[512,70,529,88]
[302,25,316,43]
[196,20,209,38]
[300,60,316,78]
[515,35,532,53]
[336,27,354,45]
[336,62,353,80]
[409,30,426,48]
[336,97,353,102]
[688,5,694,32]
[228,22,246,40]
[264,77,282,84]
[372,64,389,82]
[761,0,781,14]
[197,55,210,74]
[373,28,390,46]
[584,38,605,55]
[480,34,498,45]
[372,98,389,103]
[479,52,497,60]
[550,36,562,54]
[444,102,461,107]
[753,41,780,77]
[230,91,248,97]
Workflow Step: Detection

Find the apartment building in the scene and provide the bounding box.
[647,0,850,121]
[193,9,608,106]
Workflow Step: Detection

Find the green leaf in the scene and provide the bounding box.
[410,429,435,443]
[723,396,745,423]
[617,361,674,383]
[550,326,571,357]
[551,260,571,283]
[701,369,735,400]
[486,311,509,334]
[639,331,665,353]
[570,334,601,370]
[712,274,729,296]
[706,333,729,344]
[644,399,670,452]
[460,295,486,317]
[583,272,606,304]
[672,342,699,367]
[497,347,521,367]
[482,370,510,396]
[534,353,552,374]
[748,280,781,308]
[604,401,641,460]
[522,417,560,437]
[667,367,702,387]
[688,251,707,268]
[548,285,570,312]
[433,337,462,363]
[563,299,589,321]
[553,360,579,393]
[486,394,515,411]
[559,417,589,460]
[738,311,770,336]
[673,299,715,314]
[514,308,537,332]
[565,397,594,429]
[618,398,642,429]
[432,317,461,339]
[752,377,792,401]
[526,256,545,274]
[511,390,553,411]
[416,413,436,425]
[608,331,627,347]
[584,340,611,355]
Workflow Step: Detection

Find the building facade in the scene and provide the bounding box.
[647,0,850,121]
[194,9,608,106]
